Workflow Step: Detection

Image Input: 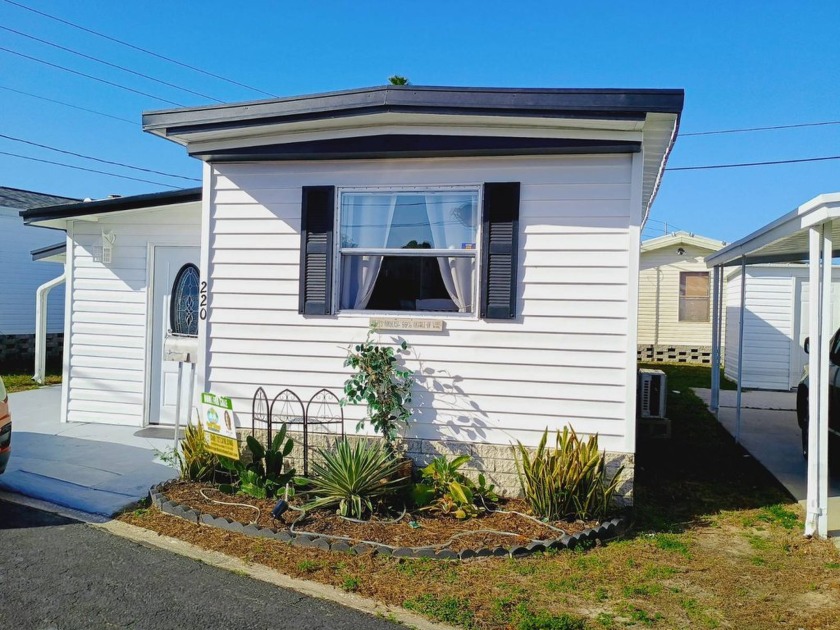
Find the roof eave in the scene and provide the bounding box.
[705,193,840,268]
[21,187,202,225]
[142,85,685,140]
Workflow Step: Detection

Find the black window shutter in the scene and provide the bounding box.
[299,186,335,315]
[481,182,520,320]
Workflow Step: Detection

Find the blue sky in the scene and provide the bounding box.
[2,1,838,243]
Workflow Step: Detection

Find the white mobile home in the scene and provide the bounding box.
[26,85,684,500]
[0,186,76,368]
[22,190,202,425]
[724,265,840,390]
[638,232,726,364]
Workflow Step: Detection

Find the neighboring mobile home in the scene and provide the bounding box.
[25,85,684,501]
[724,264,840,390]
[0,186,76,369]
[637,231,726,364]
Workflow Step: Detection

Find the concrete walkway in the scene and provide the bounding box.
[0,387,176,515]
[694,387,840,536]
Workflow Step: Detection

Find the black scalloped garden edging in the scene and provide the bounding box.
[148,482,628,561]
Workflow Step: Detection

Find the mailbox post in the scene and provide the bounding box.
[163,334,198,450]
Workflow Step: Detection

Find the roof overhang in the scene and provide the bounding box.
[31,242,66,263]
[641,231,726,253]
[20,187,202,229]
[142,85,683,215]
[706,193,840,267]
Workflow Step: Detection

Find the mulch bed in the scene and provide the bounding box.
[161,481,605,553]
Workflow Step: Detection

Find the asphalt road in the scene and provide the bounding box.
[0,500,401,630]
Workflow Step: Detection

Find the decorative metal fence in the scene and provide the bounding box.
[250,386,344,476]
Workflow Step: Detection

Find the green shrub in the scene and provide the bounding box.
[219,424,295,499]
[177,423,217,482]
[412,454,498,519]
[514,427,621,521]
[301,438,408,519]
[342,330,414,453]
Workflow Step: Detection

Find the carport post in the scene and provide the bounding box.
[710,265,721,413]
[735,257,746,443]
[806,224,831,538]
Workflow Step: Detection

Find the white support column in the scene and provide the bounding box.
[33,273,65,384]
[710,265,721,413]
[806,224,830,537]
[735,257,747,443]
[195,162,214,409]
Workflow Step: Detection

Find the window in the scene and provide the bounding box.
[337,190,479,313]
[679,271,709,322]
[299,183,520,320]
[170,263,200,336]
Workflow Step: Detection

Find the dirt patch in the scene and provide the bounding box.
[162,481,600,552]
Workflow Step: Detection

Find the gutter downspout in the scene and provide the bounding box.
[33,273,65,384]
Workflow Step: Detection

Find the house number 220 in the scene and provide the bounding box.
[199,281,208,320]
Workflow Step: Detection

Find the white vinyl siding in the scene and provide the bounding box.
[64,205,200,425]
[0,207,65,335]
[206,155,637,453]
[638,243,722,346]
[725,266,840,390]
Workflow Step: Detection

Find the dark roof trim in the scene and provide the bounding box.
[21,187,202,224]
[143,85,685,138]
[31,242,66,261]
[194,135,641,162]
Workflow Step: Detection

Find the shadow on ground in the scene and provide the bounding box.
[633,364,794,533]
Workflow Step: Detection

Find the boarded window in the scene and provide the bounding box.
[679,271,710,322]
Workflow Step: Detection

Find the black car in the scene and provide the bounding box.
[795,332,840,459]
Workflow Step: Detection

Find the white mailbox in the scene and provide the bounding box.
[164,335,198,364]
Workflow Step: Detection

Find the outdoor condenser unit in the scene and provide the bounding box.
[638,368,667,419]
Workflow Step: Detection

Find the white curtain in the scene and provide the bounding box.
[340,194,398,309]
[424,193,476,312]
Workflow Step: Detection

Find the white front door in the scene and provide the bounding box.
[149,246,200,425]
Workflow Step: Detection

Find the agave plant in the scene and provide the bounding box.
[301,438,408,519]
[513,427,622,521]
[177,423,217,482]
[219,424,296,499]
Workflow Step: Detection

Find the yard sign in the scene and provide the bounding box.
[196,392,239,460]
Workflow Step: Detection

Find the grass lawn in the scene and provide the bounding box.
[122,363,840,629]
[0,370,62,393]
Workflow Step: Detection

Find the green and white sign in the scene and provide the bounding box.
[197,392,239,459]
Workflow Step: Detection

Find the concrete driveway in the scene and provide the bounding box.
[694,388,840,535]
[0,386,176,515]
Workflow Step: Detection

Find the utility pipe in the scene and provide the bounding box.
[33,273,65,384]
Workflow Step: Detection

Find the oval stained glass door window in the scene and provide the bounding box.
[170,263,199,336]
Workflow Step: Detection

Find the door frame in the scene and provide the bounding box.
[142,241,201,427]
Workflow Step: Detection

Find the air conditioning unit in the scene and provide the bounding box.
[638,369,667,419]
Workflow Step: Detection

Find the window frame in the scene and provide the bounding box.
[678,270,710,323]
[169,263,200,337]
[332,185,483,319]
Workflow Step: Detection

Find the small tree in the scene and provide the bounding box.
[388,75,410,85]
[342,329,413,454]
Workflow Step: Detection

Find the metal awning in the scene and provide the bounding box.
[705,192,840,539]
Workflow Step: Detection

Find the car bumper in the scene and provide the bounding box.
[0,421,10,475]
